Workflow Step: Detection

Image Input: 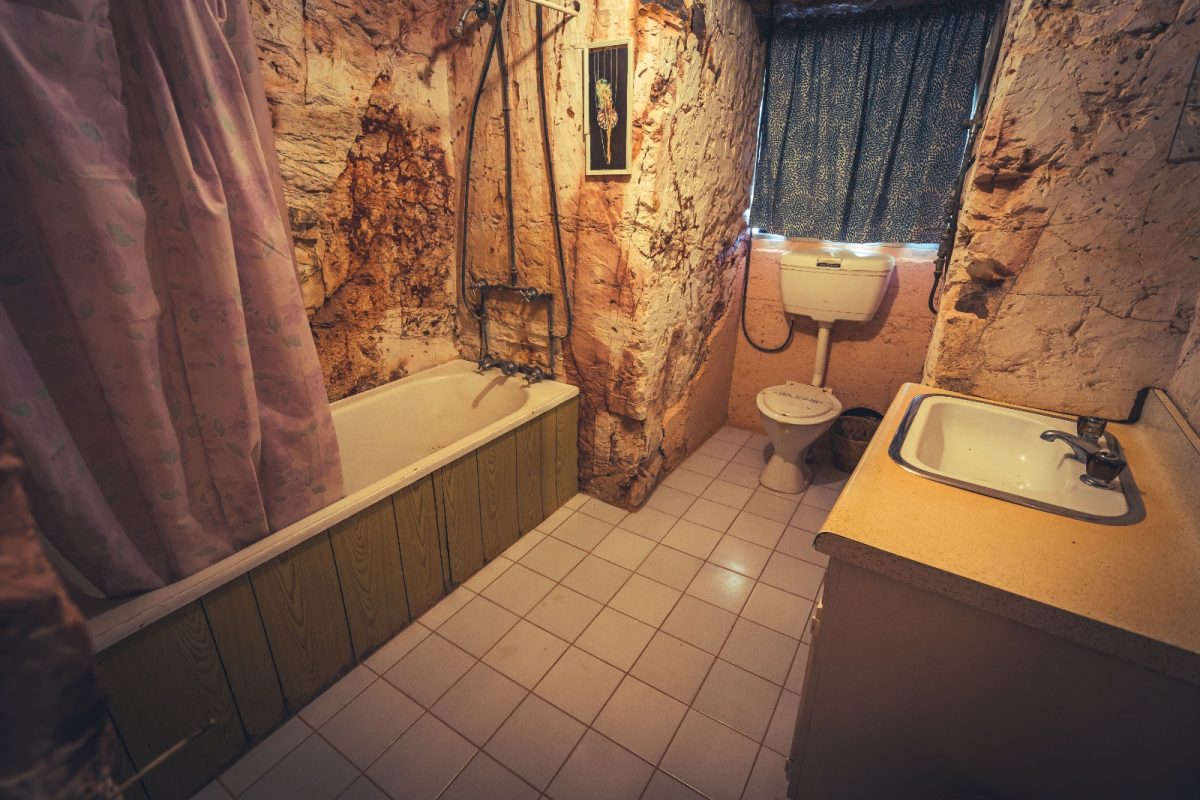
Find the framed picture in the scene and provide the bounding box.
[583,38,633,176]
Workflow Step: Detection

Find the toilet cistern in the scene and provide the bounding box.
[756,249,894,494]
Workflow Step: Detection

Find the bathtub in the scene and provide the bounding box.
[88,359,579,651]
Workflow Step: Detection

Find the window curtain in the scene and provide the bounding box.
[750,0,998,244]
[0,0,344,596]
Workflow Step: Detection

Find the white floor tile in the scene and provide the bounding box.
[336,775,387,800]
[775,527,829,567]
[719,618,798,686]
[242,733,357,800]
[417,587,475,629]
[362,622,431,674]
[702,480,755,510]
[712,426,752,446]
[594,676,688,764]
[221,717,311,795]
[743,745,789,800]
[642,770,706,799]
[462,556,515,593]
[578,496,629,525]
[564,493,589,509]
[661,595,737,655]
[501,530,546,562]
[741,584,812,639]
[759,552,825,599]
[484,694,585,790]
[661,710,759,800]
[708,535,771,579]
[561,554,632,603]
[764,690,800,756]
[431,662,527,746]
[593,528,656,570]
[636,545,703,591]
[802,485,840,511]
[525,584,603,642]
[631,631,715,705]
[618,506,679,542]
[536,505,575,533]
[550,512,614,551]
[320,679,422,769]
[437,595,520,657]
[680,452,728,478]
[518,536,587,582]
[547,730,654,800]
[534,646,624,724]
[482,620,569,689]
[662,467,715,496]
[726,511,786,549]
[481,563,556,616]
[608,573,683,627]
[661,519,723,560]
[698,438,741,460]
[646,485,698,515]
[575,607,655,670]
[716,462,763,489]
[366,713,476,800]
[681,497,740,532]
[789,503,829,533]
[299,666,375,728]
[438,753,537,800]
[692,660,781,740]
[382,634,475,707]
[742,491,799,524]
[685,563,754,614]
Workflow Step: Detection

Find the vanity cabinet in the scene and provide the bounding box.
[786,559,1200,799]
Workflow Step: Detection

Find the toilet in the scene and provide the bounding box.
[757,250,895,493]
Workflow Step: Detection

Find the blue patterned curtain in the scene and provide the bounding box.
[750,0,998,243]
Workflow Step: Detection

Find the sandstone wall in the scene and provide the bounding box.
[924,0,1200,419]
[449,0,764,506]
[727,239,936,431]
[251,1,461,400]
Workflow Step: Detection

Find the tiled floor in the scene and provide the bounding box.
[196,426,842,800]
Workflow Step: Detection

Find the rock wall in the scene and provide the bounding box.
[924,0,1200,419]
[727,239,935,431]
[252,1,461,400]
[449,0,764,506]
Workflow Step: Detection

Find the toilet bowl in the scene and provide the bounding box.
[757,381,842,494]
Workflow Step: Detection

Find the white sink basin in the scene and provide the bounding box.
[890,394,1137,523]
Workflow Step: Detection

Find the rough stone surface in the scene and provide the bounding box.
[252,0,460,399]
[728,240,936,431]
[450,0,764,506]
[924,0,1200,420]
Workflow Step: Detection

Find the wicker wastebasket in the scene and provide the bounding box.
[829,407,883,473]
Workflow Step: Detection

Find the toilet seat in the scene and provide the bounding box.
[757,382,842,425]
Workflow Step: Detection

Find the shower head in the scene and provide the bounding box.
[452,0,490,38]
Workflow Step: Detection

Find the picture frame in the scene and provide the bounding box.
[583,38,633,176]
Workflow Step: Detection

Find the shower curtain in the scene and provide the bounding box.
[0,0,344,596]
[750,0,998,243]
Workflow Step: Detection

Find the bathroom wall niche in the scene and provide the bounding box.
[583,39,632,176]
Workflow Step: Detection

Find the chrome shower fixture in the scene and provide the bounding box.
[451,0,491,38]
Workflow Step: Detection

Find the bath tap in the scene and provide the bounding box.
[1041,417,1127,488]
[477,355,502,373]
[499,360,520,377]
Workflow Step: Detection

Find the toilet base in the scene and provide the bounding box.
[760,452,813,495]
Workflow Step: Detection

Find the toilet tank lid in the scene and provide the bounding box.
[780,250,894,274]
[760,382,842,421]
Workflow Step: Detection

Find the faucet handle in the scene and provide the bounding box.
[1076,416,1107,441]
[1081,449,1126,487]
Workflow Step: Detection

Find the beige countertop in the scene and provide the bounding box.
[816,383,1200,684]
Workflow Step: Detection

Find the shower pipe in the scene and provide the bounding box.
[741,30,796,353]
[457,0,575,373]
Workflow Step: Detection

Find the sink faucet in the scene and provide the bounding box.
[1041,416,1127,487]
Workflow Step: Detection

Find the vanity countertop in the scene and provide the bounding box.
[816,384,1200,684]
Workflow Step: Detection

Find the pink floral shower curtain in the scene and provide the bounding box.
[0,0,344,596]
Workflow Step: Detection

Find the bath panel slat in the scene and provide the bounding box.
[393,476,448,616]
[516,420,543,534]
[540,411,559,519]
[201,574,288,741]
[328,498,412,661]
[478,430,520,559]
[98,602,246,800]
[556,397,580,504]
[435,453,486,585]
[249,533,355,711]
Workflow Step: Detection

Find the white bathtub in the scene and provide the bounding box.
[88,359,578,650]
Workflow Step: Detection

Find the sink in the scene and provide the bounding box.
[889,394,1140,524]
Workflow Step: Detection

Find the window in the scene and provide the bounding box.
[749,0,999,245]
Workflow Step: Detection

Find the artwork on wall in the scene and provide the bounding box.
[583,39,632,176]
[1167,53,1200,163]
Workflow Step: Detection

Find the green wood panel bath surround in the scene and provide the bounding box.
[97,399,578,799]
